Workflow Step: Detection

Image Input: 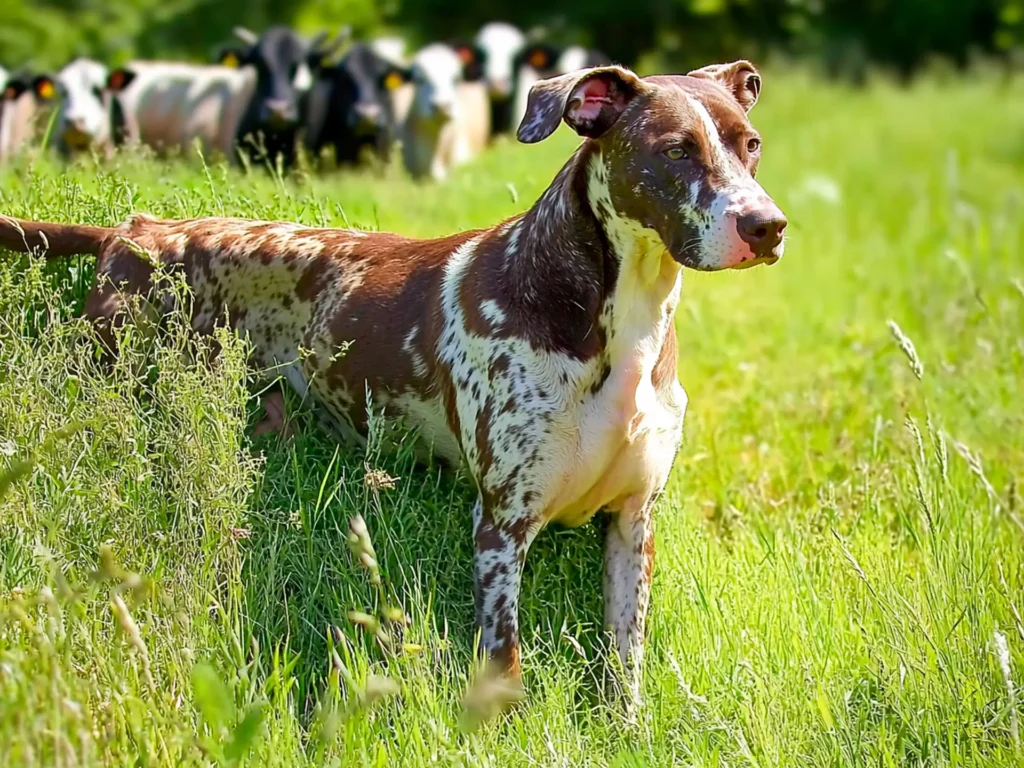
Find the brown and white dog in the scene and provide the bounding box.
[0,61,786,704]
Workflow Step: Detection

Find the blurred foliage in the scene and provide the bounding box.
[1,0,1023,77]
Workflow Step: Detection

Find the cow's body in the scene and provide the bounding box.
[111,62,255,160]
[0,62,786,710]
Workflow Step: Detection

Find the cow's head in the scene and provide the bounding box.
[409,44,464,124]
[474,22,526,99]
[327,43,409,137]
[518,62,786,271]
[36,58,109,153]
[224,25,347,130]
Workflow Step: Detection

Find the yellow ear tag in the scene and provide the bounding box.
[222,52,240,68]
[37,80,55,99]
[384,71,403,90]
[529,50,548,69]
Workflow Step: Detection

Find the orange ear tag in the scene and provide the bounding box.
[529,50,548,69]
[37,80,55,99]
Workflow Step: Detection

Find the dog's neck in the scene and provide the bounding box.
[506,143,682,361]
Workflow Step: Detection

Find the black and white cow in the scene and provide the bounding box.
[303,42,410,166]
[216,25,347,168]
[28,58,112,157]
[468,22,526,137]
[462,24,613,138]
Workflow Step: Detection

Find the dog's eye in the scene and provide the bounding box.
[665,146,689,161]
[747,137,761,153]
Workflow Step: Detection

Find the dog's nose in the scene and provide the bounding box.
[737,205,787,256]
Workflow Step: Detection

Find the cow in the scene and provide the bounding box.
[28,58,111,157]
[107,26,346,168]
[469,22,526,136]
[401,44,489,181]
[215,25,347,168]
[0,73,54,163]
[103,62,257,161]
[303,42,410,167]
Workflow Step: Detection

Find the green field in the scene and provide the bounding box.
[2,68,1024,766]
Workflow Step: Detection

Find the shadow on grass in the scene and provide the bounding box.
[239,392,610,711]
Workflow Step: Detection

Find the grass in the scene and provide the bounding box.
[1,65,1024,766]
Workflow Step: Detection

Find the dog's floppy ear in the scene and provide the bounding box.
[517,65,643,144]
[687,60,761,113]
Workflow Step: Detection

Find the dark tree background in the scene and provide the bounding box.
[1,0,1021,77]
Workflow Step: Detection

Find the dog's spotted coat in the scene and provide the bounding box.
[0,61,787,704]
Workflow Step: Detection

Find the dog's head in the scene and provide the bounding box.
[518,62,786,271]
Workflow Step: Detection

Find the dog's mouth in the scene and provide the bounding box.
[730,254,780,270]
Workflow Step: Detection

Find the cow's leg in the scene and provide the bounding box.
[472,497,539,679]
[604,494,658,710]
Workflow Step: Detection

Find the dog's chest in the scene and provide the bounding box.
[542,303,687,526]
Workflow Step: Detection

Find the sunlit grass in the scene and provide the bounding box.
[1,67,1023,766]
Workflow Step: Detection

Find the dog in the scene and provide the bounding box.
[0,61,786,705]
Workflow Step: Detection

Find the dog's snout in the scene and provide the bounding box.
[737,205,787,255]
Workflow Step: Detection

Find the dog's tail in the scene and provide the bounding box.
[0,216,112,259]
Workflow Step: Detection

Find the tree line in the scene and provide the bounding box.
[3,0,1020,78]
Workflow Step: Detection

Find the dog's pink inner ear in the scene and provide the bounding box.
[569,77,620,121]
[564,73,635,137]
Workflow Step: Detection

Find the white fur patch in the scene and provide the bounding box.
[479,299,507,329]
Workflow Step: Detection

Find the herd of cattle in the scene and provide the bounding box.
[0,22,610,181]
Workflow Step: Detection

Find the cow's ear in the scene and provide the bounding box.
[523,44,556,72]
[453,42,486,82]
[31,75,56,101]
[218,47,247,68]
[382,66,411,91]
[3,79,29,101]
[687,60,761,113]
[106,68,136,93]
[517,65,643,144]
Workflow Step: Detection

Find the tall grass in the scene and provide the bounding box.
[1,68,1023,765]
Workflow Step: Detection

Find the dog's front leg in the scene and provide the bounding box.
[604,497,657,709]
[471,497,538,679]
